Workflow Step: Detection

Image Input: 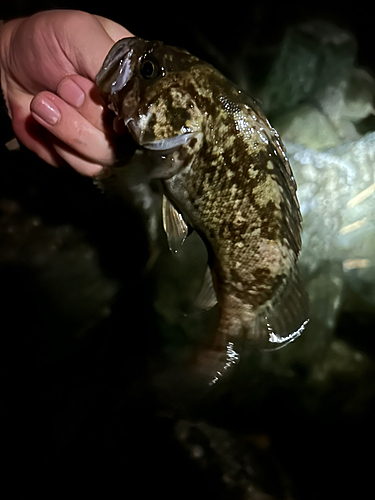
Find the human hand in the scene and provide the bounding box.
[0,10,132,176]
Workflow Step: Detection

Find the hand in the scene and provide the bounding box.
[0,10,131,176]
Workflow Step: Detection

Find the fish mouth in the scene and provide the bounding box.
[141,133,196,151]
[96,38,136,95]
[126,118,196,151]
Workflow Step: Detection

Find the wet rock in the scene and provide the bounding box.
[260,20,375,149]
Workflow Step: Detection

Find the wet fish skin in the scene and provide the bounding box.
[96,37,309,381]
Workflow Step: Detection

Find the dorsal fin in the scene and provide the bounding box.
[247,266,309,350]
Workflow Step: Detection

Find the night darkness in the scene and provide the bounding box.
[1,3,375,498]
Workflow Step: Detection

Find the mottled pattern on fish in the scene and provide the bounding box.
[164,68,302,339]
[96,38,309,378]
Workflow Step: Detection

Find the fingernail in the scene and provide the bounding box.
[31,97,60,125]
[58,79,85,108]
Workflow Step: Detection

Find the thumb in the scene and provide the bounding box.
[58,12,133,82]
[94,15,133,43]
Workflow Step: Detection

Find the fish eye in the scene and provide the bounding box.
[140,56,160,80]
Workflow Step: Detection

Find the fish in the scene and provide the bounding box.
[96,37,309,384]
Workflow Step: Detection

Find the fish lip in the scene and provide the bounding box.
[125,117,141,142]
[95,38,136,94]
[141,132,196,151]
[110,48,134,94]
[126,118,196,151]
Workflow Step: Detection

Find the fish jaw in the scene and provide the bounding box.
[140,132,197,151]
[95,38,138,95]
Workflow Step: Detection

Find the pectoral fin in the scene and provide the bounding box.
[194,266,218,310]
[162,195,188,253]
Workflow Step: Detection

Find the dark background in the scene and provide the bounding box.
[2,2,375,72]
[1,2,375,499]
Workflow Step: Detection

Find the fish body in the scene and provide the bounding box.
[96,38,309,380]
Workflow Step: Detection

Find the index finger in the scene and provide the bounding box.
[57,74,109,133]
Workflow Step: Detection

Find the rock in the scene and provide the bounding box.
[260,21,375,149]
[251,21,375,403]
[288,133,375,279]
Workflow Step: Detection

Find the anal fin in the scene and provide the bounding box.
[162,195,188,253]
[194,266,218,310]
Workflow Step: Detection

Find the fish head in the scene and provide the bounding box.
[96,37,204,153]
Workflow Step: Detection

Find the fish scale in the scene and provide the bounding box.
[96,36,309,384]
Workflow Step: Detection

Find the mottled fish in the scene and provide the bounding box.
[96,37,309,382]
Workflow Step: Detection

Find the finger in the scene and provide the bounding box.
[30,91,116,166]
[9,90,61,167]
[14,91,105,176]
[52,139,105,177]
[57,74,110,133]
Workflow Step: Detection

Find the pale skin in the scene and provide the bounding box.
[0,10,133,176]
